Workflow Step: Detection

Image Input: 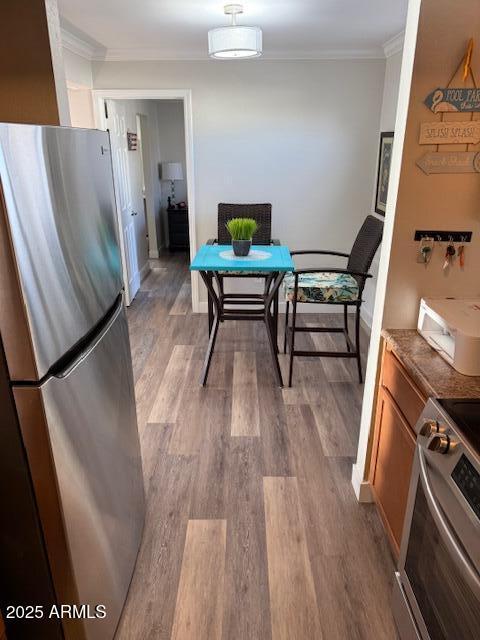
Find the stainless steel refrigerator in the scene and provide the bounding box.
[0,124,145,640]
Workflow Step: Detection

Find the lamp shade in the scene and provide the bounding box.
[162,162,184,181]
[208,26,262,59]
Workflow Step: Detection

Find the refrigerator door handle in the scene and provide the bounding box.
[55,297,123,380]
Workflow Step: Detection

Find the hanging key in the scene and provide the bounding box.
[443,244,455,270]
[418,236,434,264]
[458,244,465,268]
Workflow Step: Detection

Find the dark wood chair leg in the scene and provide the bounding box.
[288,297,298,387]
[263,273,279,354]
[207,274,214,333]
[264,272,286,387]
[343,304,351,352]
[201,314,220,386]
[263,274,272,295]
[273,285,279,352]
[218,275,224,322]
[200,270,223,386]
[284,300,289,354]
[355,305,363,383]
[265,308,283,387]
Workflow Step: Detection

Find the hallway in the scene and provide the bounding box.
[117,254,397,639]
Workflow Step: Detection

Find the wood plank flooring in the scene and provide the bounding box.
[115,253,398,640]
[171,519,227,640]
[263,476,323,640]
[231,351,260,436]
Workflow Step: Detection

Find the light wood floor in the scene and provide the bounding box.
[116,253,397,640]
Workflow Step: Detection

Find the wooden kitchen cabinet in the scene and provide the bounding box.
[369,344,426,557]
[370,387,416,554]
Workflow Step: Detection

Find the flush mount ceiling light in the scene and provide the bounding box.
[208,4,262,60]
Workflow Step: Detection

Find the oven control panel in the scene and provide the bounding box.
[452,454,480,520]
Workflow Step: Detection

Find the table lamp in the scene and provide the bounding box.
[162,162,184,207]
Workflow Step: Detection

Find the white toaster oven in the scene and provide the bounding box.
[417,298,480,376]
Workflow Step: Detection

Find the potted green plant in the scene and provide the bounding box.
[226,217,258,257]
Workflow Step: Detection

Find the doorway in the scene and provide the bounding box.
[103,98,150,304]
[93,89,197,309]
[136,114,156,261]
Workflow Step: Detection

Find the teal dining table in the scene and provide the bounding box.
[190,244,294,387]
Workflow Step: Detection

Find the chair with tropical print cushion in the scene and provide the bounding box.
[284,215,383,385]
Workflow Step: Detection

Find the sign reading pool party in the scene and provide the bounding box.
[424,87,480,113]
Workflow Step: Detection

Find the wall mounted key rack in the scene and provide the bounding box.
[414,230,472,242]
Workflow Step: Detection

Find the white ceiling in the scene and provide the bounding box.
[58,0,408,61]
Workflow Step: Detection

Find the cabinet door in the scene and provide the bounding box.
[382,349,425,429]
[371,388,416,555]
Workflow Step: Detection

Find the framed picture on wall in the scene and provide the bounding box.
[375,131,394,216]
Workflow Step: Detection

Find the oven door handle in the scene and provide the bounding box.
[418,445,480,600]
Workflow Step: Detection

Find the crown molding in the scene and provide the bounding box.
[61,27,99,59]
[61,26,390,63]
[92,47,384,62]
[383,31,404,58]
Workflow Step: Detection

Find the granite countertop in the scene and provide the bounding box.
[381,329,480,399]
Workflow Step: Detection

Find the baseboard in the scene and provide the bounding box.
[128,263,150,300]
[149,249,159,259]
[360,316,372,337]
[139,262,151,282]
[129,274,140,296]
[351,463,373,503]
[196,300,353,314]
[360,305,374,329]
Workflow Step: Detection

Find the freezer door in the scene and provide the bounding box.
[0,124,122,380]
[14,302,145,640]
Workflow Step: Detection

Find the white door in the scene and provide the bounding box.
[137,114,159,259]
[105,99,139,305]
[129,116,149,269]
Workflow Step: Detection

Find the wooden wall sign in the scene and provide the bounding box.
[424,87,480,113]
[419,121,480,145]
[416,151,480,175]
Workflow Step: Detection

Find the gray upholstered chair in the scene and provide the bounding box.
[284,215,383,385]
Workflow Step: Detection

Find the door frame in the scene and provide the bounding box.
[136,113,158,260]
[92,89,198,312]
[102,98,138,306]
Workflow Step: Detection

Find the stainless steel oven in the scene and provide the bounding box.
[393,398,480,640]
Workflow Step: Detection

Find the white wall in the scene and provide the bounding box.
[156,100,187,246]
[362,50,403,327]
[63,48,95,128]
[46,0,71,126]
[354,0,480,499]
[62,51,168,261]
[382,0,480,328]
[63,49,93,88]
[352,0,422,500]
[92,60,386,304]
[67,86,95,128]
